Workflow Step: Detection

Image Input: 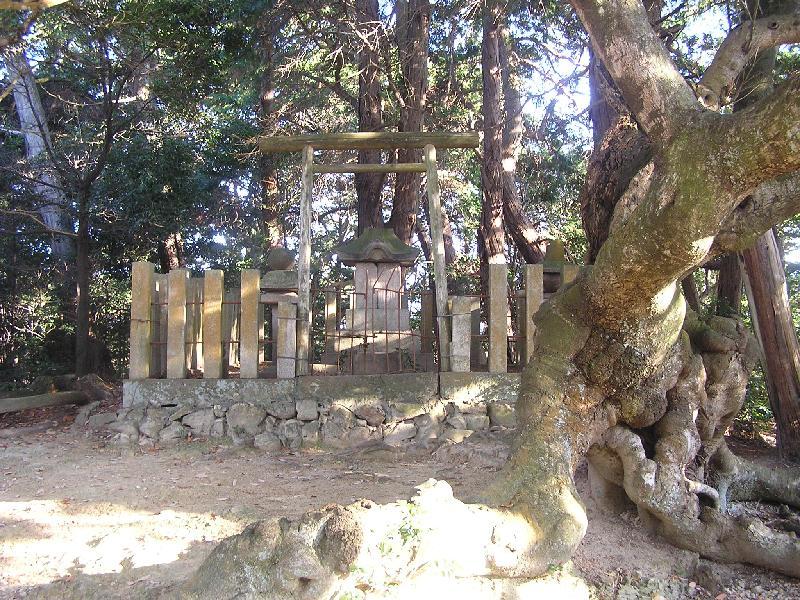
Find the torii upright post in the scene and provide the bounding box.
[297,145,313,375]
[424,144,450,371]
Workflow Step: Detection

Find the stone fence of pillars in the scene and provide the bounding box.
[128,261,578,380]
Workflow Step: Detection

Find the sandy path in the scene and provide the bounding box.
[0,422,797,599]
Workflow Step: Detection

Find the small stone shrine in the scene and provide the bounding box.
[334,227,419,372]
[336,227,419,332]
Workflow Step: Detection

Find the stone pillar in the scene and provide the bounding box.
[240,269,260,379]
[203,270,225,379]
[277,301,297,378]
[470,303,484,368]
[562,263,579,286]
[296,145,313,375]
[523,264,544,365]
[488,263,507,373]
[420,291,434,353]
[167,268,189,379]
[129,261,154,380]
[324,288,338,353]
[450,296,473,372]
[424,144,450,371]
[155,274,168,377]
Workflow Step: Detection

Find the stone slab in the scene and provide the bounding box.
[438,372,520,407]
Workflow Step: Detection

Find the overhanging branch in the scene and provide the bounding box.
[697,13,800,110]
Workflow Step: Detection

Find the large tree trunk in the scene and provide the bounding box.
[388,0,429,244]
[355,0,386,235]
[499,25,544,264]
[5,48,74,259]
[743,231,800,459]
[716,253,743,316]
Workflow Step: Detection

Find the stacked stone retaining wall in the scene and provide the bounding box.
[118,373,520,449]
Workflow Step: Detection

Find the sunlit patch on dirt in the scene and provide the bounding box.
[0,499,240,587]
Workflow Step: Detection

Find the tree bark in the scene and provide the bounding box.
[743,231,800,459]
[388,0,429,244]
[257,7,283,249]
[716,253,742,316]
[479,0,505,267]
[355,0,386,235]
[75,192,90,377]
[4,48,74,259]
[157,232,185,273]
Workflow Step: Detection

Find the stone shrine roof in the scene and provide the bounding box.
[335,227,419,267]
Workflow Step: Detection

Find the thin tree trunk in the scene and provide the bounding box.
[75,193,90,376]
[479,0,505,268]
[682,275,702,312]
[716,253,743,316]
[389,0,429,244]
[257,8,283,248]
[499,25,544,264]
[743,231,800,459]
[157,232,185,273]
[355,0,385,235]
[4,49,74,259]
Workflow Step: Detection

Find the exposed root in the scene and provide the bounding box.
[176,480,583,599]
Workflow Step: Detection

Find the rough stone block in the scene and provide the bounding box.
[159,422,187,442]
[227,403,267,445]
[266,398,297,420]
[254,431,282,451]
[210,418,225,438]
[465,415,490,431]
[296,398,318,421]
[354,403,385,426]
[279,419,303,450]
[487,402,516,428]
[441,428,473,443]
[384,422,417,446]
[183,408,215,436]
[438,372,520,406]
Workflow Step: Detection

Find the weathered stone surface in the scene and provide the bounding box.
[301,420,319,445]
[227,403,266,445]
[183,408,215,436]
[279,419,303,450]
[320,406,356,447]
[138,409,167,439]
[159,422,187,442]
[487,402,516,428]
[210,418,225,438]
[87,412,117,429]
[213,404,225,418]
[439,372,520,406]
[123,378,296,410]
[446,413,467,430]
[265,398,297,420]
[70,400,101,431]
[75,374,115,403]
[465,415,490,431]
[109,420,139,438]
[384,422,416,446]
[441,428,473,443]
[169,404,193,421]
[296,398,318,421]
[254,431,282,451]
[348,426,372,444]
[353,403,385,426]
[413,413,441,444]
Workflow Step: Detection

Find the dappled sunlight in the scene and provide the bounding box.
[0,498,241,587]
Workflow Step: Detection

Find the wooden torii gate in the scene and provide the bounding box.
[258,131,479,375]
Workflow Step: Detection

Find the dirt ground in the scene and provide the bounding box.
[0,401,798,600]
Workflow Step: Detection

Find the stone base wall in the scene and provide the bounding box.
[118,373,520,450]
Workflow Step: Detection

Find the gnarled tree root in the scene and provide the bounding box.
[175,478,589,600]
[593,425,800,579]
